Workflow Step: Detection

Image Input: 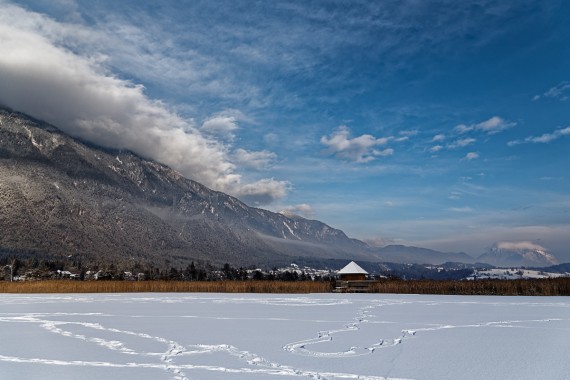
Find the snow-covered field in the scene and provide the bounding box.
[0,293,568,380]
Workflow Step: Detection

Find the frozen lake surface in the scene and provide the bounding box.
[0,293,568,379]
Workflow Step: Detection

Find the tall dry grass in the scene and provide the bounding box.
[369,278,570,296]
[0,280,333,294]
[1,278,568,295]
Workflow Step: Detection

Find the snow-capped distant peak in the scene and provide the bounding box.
[478,241,559,267]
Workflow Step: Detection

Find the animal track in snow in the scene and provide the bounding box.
[282,300,564,359]
[283,300,415,358]
[0,311,411,380]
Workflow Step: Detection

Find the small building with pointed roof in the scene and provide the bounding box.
[337,261,368,281]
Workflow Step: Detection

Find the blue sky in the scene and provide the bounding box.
[1,0,569,260]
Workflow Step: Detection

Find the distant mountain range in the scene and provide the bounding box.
[0,107,560,269]
[477,243,559,268]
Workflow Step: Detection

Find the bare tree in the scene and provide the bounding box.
[3,258,16,282]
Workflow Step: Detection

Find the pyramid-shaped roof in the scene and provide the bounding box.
[337,261,368,275]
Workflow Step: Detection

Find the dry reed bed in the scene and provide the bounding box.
[369,278,570,296]
[0,280,332,294]
[1,278,568,295]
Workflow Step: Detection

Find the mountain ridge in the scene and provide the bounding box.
[1,106,474,268]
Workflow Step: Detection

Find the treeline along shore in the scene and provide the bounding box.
[1,278,569,296]
[2,256,569,295]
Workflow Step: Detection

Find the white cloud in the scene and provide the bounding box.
[432,134,446,142]
[448,138,476,149]
[201,111,244,139]
[495,241,547,251]
[508,126,570,146]
[529,127,570,143]
[399,130,418,137]
[475,116,514,134]
[234,179,291,206]
[0,4,288,205]
[320,126,393,163]
[373,148,395,157]
[234,149,276,170]
[454,124,473,134]
[435,116,513,155]
[533,81,570,101]
[279,204,315,219]
[455,116,515,135]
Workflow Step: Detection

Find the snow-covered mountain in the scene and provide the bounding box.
[477,242,559,268]
[0,106,475,268]
[0,107,374,267]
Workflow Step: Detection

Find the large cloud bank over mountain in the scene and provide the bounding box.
[0,2,287,204]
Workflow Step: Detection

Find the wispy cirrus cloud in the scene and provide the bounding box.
[448,138,476,149]
[55,0,547,112]
[448,206,474,213]
[426,116,514,158]
[320,126,393,163]
[533,81,570,101]
[394,130,418,142]
[508,126,570,146]
[234,149,277,170]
